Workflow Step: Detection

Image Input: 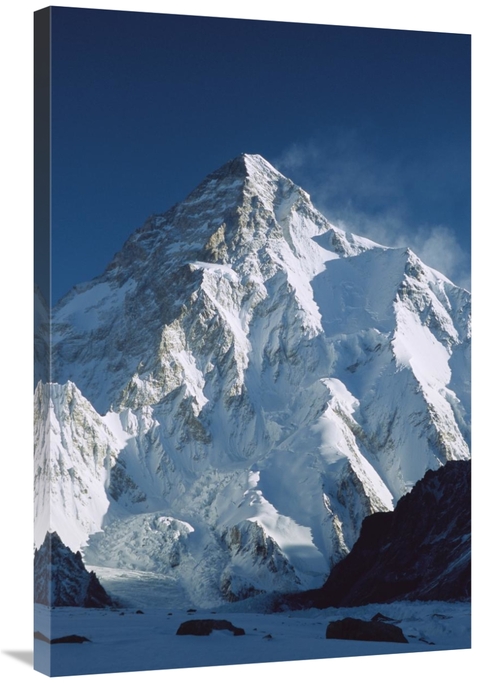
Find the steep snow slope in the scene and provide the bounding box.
[38,154,470,606]
[34,382,124,551]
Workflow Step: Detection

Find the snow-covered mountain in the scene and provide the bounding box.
[36,154,471,607]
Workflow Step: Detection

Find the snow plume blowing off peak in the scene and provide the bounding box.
[38,153,470,608]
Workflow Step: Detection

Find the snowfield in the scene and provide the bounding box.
[34,599,470,677]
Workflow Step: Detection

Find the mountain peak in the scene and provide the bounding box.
[240,152,281,175]
[202,152,284,186]
[163,152,305,240]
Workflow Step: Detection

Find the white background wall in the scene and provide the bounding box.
[0,2,496,682]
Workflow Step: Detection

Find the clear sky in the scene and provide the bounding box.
[50,6,470,303]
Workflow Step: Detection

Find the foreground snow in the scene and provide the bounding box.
[34,599,470,677]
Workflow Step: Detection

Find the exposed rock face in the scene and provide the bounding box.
[220,520,300,601]
[34,531,114,608]
[313,460,471,607]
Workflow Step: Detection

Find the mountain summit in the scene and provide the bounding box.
[37,154,471,607]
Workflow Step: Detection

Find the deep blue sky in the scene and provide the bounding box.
[50,7,470,303]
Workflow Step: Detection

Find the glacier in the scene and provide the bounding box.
[35,153,471,607]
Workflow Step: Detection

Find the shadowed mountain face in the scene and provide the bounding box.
[309,460,470,607]
[34,531,114,608]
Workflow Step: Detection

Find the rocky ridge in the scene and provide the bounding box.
[34,531,114,608]
[306,459,471,607]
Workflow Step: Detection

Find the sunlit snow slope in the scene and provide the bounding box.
[36,154,470,607]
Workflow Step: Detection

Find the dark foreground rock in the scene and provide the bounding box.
[34,632,91,644]
[309,460,471,608]
[326,618,408,643]
[176,619,245,636]
[52,635,91,644]
[34,531,114,608]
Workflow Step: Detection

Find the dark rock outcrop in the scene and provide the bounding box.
[326,617,408,643]
[176,619,245,636]
[313,460,470,607]
[34,632,91,644]
[51,635,91,644]
[34,531,114,608]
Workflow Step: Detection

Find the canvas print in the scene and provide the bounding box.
[34,6,471,677]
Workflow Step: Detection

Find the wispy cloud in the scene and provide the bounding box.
[337,214,470,291]
[409,226,470,291]
[272,136,470,291]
